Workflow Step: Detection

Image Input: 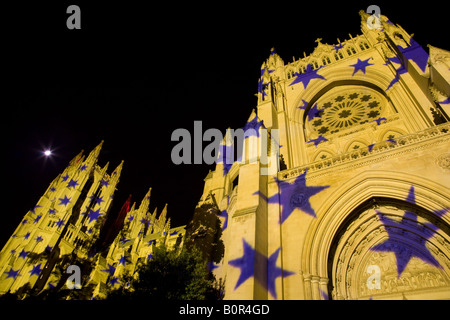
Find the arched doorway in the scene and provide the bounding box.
[328,188,450,299]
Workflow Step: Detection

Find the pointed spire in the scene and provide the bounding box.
[150,207,157,225]
[139,187,152,212]
[158,203,168,223]
[68,149,85,167]
[86,140,104,163]
[110,160,124,185]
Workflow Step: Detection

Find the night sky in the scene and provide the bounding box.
[2,2,448,248]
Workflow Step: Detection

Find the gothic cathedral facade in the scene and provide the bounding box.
[200,11,450,299]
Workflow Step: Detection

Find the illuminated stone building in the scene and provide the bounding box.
[0,141,185,297]
[199,12,450,299]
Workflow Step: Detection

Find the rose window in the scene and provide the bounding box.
[305,87,388,138]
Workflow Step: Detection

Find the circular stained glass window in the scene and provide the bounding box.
[305,87,387,137]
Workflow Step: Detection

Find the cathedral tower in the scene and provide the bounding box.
[0,141,123,294]
[199,12,450,299]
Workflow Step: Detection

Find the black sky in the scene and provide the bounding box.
[2,1,448,247]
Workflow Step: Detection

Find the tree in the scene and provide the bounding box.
[106,243,224,300]
[184,202,225,265]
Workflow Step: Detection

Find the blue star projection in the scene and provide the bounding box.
[218,209,229,231]
[102,264,116,276]
[385,38,428,91]
[297,99,308,110]
[5,268,20,280]
[260,66,275,77]
[267,248,295,299]
[289,64,326,89]
[254,169,329,223]
[385,57,407,91]
[118,255,127,266]
[216,143,233,176]
[88,208,102,224]
[228,239,295,299]
[242,115,264,138]
[228,239,256,290]
[397,38,429,73]
[307,135,328,147]
[100,179,110,187]
[109,277,120,287]
[30,205,41,214]
[349,58,374,76]
[18,249,28,259]
[56,219,65,228]
[29,264,43,277]
[94,196,104,206]
[307,103,324,122]
[67,179,79,189]
[371,186,443,278]
[438,97,450,105]
[333,43,344,52]
[371,117,387,125]
[58,195,71,207]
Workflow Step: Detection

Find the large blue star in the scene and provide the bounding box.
[58,195,71,207]
[88,208,102,224]
[228,239,295,298]
[29,263,43,277]
[100,179,110,187]
[289,64,326,89]
[254,169,329,223]
[371,186,442,278]
[94,196,105,206]
[228,239,257,290]
[349,58,374,76]
[5,268,21,280]
[67,179,79,189]
[18,249,28,259]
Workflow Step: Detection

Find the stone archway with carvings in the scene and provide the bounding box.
[328,194,450,300]
[301,171,450,300]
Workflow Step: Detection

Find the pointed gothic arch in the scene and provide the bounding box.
[300,170,450,299]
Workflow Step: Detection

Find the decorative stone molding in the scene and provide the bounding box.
[436,153,450,170]
[279,122,450,181]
